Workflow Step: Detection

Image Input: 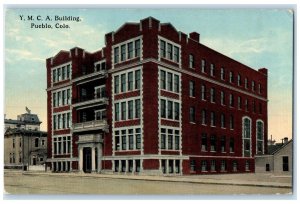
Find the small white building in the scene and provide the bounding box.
[255,139,292,175]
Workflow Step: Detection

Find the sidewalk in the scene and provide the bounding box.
[5,170,292,189]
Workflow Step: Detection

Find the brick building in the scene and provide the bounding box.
[46,17,268,175]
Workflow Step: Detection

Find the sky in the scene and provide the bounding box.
[4,7,293,142]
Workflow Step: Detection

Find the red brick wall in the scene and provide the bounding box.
[143,159,159,170]
[143,62,159,155]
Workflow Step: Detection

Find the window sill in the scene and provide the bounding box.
[201,124,207,126]
[210,125,216,128]
[190,122,196,124]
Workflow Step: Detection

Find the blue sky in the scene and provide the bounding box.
[4,8,293,142]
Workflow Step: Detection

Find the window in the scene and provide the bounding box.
[53,115,57,130]
[201,133,207,151]
[62,114,66,129]
[167,43,173,60]
[135,70,141,89]
[221,67,225,80]
[201,84,206,100]
[201,59,206,73]
[160,99,166,118]
[135,39,141,57]
[62,90,65,105]
[35,138,39,147]
[211,160,216,171]
[174,102,179,120]
[121,130,126,150]
[245,99,248,111]
[258,83,262,94]
[129,129,134,150]
[12,138,15,148]
[252,81,256,91]
[175,130,180,150]
[160,40,166,58]
[233,161,238,172]
[160,70,166,89]
[53,69,57,82]
[201,109,206,125]
[189,81,195,97]
[161,128,166,149]
[189,54,194,68]
[174,46,179,63]
[211,112,216,127]
[115,131,120,150]
[128,42,133,59]
[53,93,57,107]
[229,71,234,83]
[67,113,71,128]
[252,100,256,113]
[221,114,225,128]
[174,75,179,93]
[238,96,241,109]
[121,102,126,120]
[190,107,195,123]
[282,156,289,171]
[114,47,119,63]
[221,160,226,171]
[243,117,251,157]
[221,136,226,152]
[167,101,173,119]
[168,129,173,150]
[121,44,126,61]
[135,99,141,119]
[210,135,216,152]
[190,160,196,171]
[121,74,126,92]
[230,115,234,129]
[62,66,65,80]
[230,138,235,152]
[128,100,133,119]
[237,74,241,86]
[67,89,71,104]
[67,65,70,78]
[114,76,119,94]
[245,160,250,171]
[245,77,248,89]
[229,94,234,107]
[210,64,215,76]
[167,73,173,91]
[256,121,264,154]
[210,88,215,103]
[128,72,133,91]
[115,103,120,121]
[136,129,141,149]
[201,161,207,171]
[221,91,225,105]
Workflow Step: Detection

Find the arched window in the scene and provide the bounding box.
[242,117,251,157]
[256,120,264,154]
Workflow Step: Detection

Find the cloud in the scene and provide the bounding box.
[5,48,44,62]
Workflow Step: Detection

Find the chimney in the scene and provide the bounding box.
[284,137,289,144]
[189,32,200,42]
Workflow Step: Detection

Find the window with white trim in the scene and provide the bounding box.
[159,38,180,63]
[220,67,225,80]
[95,109,106,120]
[201,133,207,151]
[243,117,251,157]
[53,88,72,107]
[159,68,180,94]
[210,88,215,103]
[189,81,195,97]
[114,99,141,121]
[237,74,241,86]
[160,128,180,150]
[189,54,194,68]
[160,99,180,121]
[210,135,216,152]
[114,68,141,94]
[229,71,234,83]
[256,120,264,154]
[113,38,141,64]
[94,61,106,72]
[210,112,216,127]
[252,81,256,91]
[210,63,215,76]
[52,63,71,83]
[53,112,72,130]
[53,136,71,155]
[221,91,225,105]
[201,109,207,125]
[221,114,225,128]
[114,128,141,151]
[201,59,206,73]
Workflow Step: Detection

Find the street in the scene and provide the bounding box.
[4,171,292,196]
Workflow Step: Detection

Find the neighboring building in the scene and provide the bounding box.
[255,138,292,175]
[46,17,268,175]
[4,108,47,170]
[4,107,41,132]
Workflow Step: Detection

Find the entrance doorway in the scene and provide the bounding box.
[83,147,92,173]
